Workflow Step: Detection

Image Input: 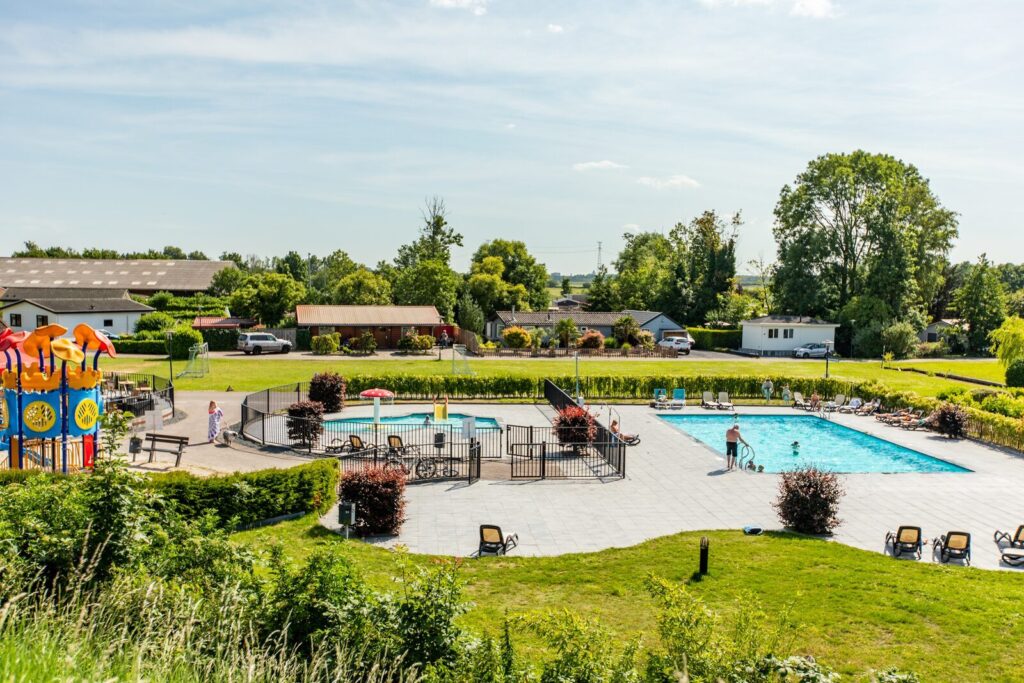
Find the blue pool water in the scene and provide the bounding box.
[659,414,968,473]
[326,412,500,430]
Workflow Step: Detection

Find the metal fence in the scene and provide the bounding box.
[505,424,624,479]
[328,429,482,484]
[476,346,676,359]
[536,379,627,479]
[104,371,174,417]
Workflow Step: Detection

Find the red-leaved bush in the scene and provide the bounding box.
[286,400,324,447]
[773,467,844,535]
[552,405,597,445]
[309,371,346,413]
[339,467,407,536]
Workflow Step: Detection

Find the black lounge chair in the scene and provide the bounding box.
[1001,547,1024,566]
[885,526,923,559]
[478,525,519,557]
[994,525,1024,549]
[933,531,971,565]
[386,434,420,457]
[327,434,377,455]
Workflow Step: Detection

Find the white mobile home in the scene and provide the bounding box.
[0,287,153,335]
[740,315,839,357]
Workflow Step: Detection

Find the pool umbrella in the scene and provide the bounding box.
[359,388,394,425]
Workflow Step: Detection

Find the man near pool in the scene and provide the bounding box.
[725,421,748,471]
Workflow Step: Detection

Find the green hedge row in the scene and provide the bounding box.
[200,328,240,351]
[688,328,742,350]
[148,459,338,528]
[114,339,167,354]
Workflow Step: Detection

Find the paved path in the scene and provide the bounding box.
[320,403,1024,571]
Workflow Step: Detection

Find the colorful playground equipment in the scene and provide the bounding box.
[0,323,116,473]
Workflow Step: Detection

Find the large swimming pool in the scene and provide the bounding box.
[326,412,500,430]
[659,414,969,473]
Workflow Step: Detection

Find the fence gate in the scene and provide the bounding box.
[507,425,546,479]
[506,424,625,480]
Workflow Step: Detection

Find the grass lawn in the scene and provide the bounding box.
[895,358,1006,385]
[234,515,1024,681]
[104,355,978,397]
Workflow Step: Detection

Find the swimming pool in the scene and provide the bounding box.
[326,412,501,430]
[659,414,968,473]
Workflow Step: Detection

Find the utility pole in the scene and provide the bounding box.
[597,241,602,270]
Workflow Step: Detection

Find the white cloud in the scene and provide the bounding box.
[547,24,564,33]
[572,160,627,171]
[429,0,487,16]
[505,122,517,129]
[698,0,773,7]
[790,0,835,18]
[622,223,641,231]
[636,174,701,189]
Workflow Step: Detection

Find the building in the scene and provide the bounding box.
[0,287,154,335]
[0,257,235,295]
[552,294,589,311]
[485,309,683,341]
[192,316,257,330]
[739,315,839,357]
[294,305,446,348]
[919,319,959,343]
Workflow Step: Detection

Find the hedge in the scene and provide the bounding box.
[113,339,167,355]
[688,328,742,350]
[147,459,339,528]
[200,328,240,351]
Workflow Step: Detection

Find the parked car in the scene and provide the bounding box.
[793,342,831,358]
[237,332,292,355]
[657,336,692,355]
[95,329,121,340]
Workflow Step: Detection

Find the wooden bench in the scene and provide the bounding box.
[140,433,189,467]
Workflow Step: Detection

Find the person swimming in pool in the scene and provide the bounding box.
[791,440,800,456]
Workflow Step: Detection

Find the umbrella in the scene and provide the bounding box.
[359,388,394,425]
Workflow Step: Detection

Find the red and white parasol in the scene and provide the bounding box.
[359,388,395,424]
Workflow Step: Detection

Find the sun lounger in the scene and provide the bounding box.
[792,392,809,410]
[651,388,669,409]
[327,434,377,455]
[386,434,420,456]
[933,531,971,565]
[902,413,936,431]
[885,526,923,559]
[701,391,720,409]
[855,399,880,416]
[717,392,734,410]
[1001,547,1024,566]
[669,388,686,409]
[839,397,862,413]
[825,394,846,412]
[478,525,519,557]
[994,525,1024,549]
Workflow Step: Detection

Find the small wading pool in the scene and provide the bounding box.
[659,414,969,474]
[326,412,500,430]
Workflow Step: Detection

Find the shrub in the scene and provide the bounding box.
[636,329,655,351]
[688,327,742,350]
[603,337,619,349]
[578,329,604,349]
[338,467,406,536]
[169,325,204,360]
[112,339,167,354]
[199,328,240,351]
[774,467,844,535]
[397,333,435,354]
[149,459,338,527]
[612,316,640,345]
[146,291,174,310]
[310,334,339,355]
[135,311,175,333]
[913,341,948,358]
[502,326,531,349]
[552,405,596,445]
[349,331,377,354]
[881,321,918,359]
[933,403,969,438]
[309,371,346,413]
[286,400,324,447]
[1006,359,1024,387]
[620,342,632,354]
[979,392,1024,418]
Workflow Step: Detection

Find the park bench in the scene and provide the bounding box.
[140,433,189,467]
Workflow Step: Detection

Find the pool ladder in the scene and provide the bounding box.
[738,444,758,472]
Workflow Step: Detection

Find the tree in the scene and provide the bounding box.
[748,256,775,314]
[466,255,531,317]
[989,316,1024,368]
[470,239,550,311]
[332,268,392,305]
[208,266,247,297]
[395,197,463,269]
[561,277,571,296]
[773,151,957,323]
[880,321,918,359]
[953,255,1007,353]
[308,250,358,302]
[186,250,208,260]
[229,272,306,325]
[613,232,673,311]
[162,246,188,260]
[586,265,620,312]
[670,210,739,324]
[554,317,579,348]
[275,251,308,283]
[456,291,485,335]
[612,316,640,345]
[220,251,245,269]
[393,260,460,322]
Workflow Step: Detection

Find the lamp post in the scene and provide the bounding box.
[849,319,856,360]
[165,330,175,418]
[574,351,582,405]
[823,340,833,378]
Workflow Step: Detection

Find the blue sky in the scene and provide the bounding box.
[1,0,1021,273]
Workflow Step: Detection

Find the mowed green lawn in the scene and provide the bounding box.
[234,515,1024,681]
[895,358,1006,385]
[103,355,980,397]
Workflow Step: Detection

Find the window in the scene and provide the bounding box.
[783,329,794,339]
[767,328,779,339]
[9,313,21,327]
[36,315,48,327]
[103,318,114,327]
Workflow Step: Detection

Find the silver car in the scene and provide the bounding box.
[237,332,292,355]
[657,336,692,355]
[793,342,830,358]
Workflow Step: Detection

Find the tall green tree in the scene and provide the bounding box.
[586,265,620,312]
[333,268,392,305]
[953,254,1007,353]
[229,272,306,325]
[456,290,486,335]
[395,197,463,269]
[613,232,673,310]
[773,151,957,323]
[275,251,308,283]
[466,255,531,317]
[208,266,247,297]
[308,250,358,302]
[670,210,739,324]
[470,239,549,311]
[561,277,571,296]
[393,260,461,322]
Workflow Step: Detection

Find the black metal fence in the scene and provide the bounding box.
[506,424,625,479]
[533,379,627,479]
[104,371,174,417]
[327,429,483,484]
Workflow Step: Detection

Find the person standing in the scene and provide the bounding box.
[208,400,224,444]
[761,378,774,403]
[781,384,792,403]
[725,421,748,471]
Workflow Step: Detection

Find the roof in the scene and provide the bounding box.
[0,257,234,292]
[493,309,676,328]
[295,305,443,327]
[192,316,257,329]
[741,315,837,326]
[1,287,131,301]
[1,296,153,314]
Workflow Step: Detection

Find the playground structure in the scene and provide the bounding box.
[0,323,117,473]
[177,341,210,379]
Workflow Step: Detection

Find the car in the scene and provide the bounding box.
[237,332,292,355]
[657,336,692,355]
[793,342,831,358]
[95,329,121,340]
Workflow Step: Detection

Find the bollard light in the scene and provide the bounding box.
[699,536,710,576]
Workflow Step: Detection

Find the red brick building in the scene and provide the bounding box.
[295,305,446,348]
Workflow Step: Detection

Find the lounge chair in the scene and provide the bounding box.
[717,392,734,411]
[669,388,686,410]
[902,413,936,431]
[856,399,880,416]
[701,391,720,409]
[651,388,670,409]
[825,394,846,412]
[386,434,420,457]
[885,526,923,559]
[327,434,377,455]
[1001,547,1024,566]
[932,531,971,565]
[994,525,1024,549]
[888,409,923,427]
[838,397,862,414]
[792,392,809,410]
[478,525,519,557]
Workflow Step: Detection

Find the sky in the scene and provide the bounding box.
[1,0,1022,274]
